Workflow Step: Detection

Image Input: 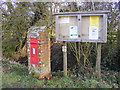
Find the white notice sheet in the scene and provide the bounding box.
[89,26,99,40]
[59,17,69,23]
[69,26,78,38]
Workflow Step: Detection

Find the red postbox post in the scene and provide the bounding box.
[27,26,52,79]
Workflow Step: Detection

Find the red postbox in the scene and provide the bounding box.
[30,38,38,65]
[27,26,52,79]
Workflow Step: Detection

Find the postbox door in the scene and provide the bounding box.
[30,38,38,65]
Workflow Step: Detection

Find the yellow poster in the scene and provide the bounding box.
[90,16,99,26]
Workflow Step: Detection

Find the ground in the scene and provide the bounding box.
[1,59,119,88]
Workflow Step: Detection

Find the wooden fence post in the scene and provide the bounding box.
[96,43,102,79]
[62,42,67,76]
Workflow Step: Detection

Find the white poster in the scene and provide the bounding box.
[59,17,69,23]
[89,26,99,40]
[69,26,78,38]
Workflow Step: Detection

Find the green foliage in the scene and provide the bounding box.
[0,63,2,90]
[43,77,73,88]
[82,79,110,88]
[102,43,119,71]
[1,60,118,88]
[2,2,32,57]
[51,43,63,71]
[2,2,54,58]
[2,72,22,88]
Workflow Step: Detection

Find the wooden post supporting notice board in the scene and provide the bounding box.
[96,43,102,79]
[54,11,109,78]
[62,42,67,76]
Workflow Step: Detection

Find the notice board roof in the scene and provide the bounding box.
[54,11,110,15]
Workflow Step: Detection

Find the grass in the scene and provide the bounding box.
[1,60,119,88]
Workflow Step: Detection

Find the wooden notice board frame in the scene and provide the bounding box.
[54,11,110,43]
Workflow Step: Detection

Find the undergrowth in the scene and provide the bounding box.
[1,60,119,88]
